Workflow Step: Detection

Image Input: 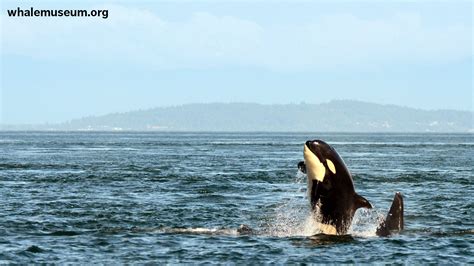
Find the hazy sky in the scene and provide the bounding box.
[1,0,472,124]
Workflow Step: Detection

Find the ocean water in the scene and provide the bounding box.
[0,132,472,263]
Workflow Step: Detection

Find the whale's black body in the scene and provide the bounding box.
[299,139,403,236]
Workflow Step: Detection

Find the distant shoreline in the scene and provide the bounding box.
[2,101,472,133]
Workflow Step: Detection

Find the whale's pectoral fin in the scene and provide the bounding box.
[376,192,404,237]
[353,193,372,210]
[297,161,306,174]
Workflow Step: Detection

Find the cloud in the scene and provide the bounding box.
[1,4,471,71]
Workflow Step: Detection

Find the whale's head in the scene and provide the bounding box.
[303,139,351,183]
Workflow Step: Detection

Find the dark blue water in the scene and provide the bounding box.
[0,132,472,263]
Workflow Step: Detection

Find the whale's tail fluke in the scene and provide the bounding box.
[376,192,404,236]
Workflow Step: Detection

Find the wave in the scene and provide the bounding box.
[330,142,474,146]
[207,141,303,146]
[401,228,474,237]
[48,230,82,236]
[159,227,239,235]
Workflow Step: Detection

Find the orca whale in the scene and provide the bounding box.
[298,139,403,236]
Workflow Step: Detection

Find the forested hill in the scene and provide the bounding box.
[58,100,473,132]
[3,100,473,132]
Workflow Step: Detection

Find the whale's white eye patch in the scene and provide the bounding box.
[326,159,336,174]
[304,144,325,182]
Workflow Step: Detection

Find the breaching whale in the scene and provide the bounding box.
[298,139,403,236]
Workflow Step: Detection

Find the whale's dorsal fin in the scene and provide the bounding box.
[376,192,404,236]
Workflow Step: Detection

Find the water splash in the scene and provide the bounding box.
[260,203,312,237]
[259,171,321,237]
[348,208,385,237]
[294,170,306,184]
[262,171,385,238]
